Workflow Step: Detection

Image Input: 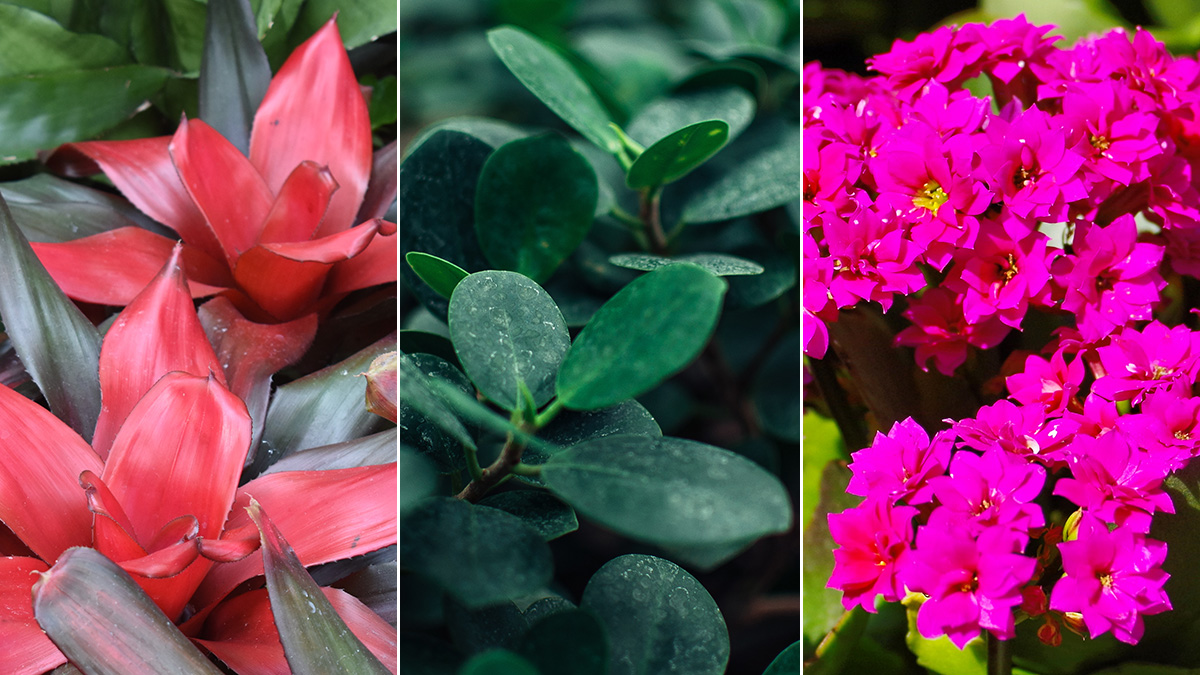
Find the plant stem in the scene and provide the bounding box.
[455,428,530,502]
[534,398,565,428]
[639,186,668,255]
[987,633,1012,675]
[510,462,542,476]
[463,441,484,483]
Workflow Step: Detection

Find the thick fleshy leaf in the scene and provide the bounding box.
[199,0,272,155]
[474,134,597,283]
[0,5,128,77]
[92,245,226,459]
[581,554,729,675]
[486,26,621,154]
[626,119,729,189]
[0,193,101,441]
[246,501,391,674]
[0,557,64,674]
[102,373,251,620]
[1,174,162,244]
[31,547,224,675]
[556,263,726,410]
[0,65,169,164]
[399,354,475,474]
[324,228,397,296]
[258,160,338,245]
[444,598,528,656]
[405,251,468,300]
[44,137,226,263]
[400,498,553,609]
[251,17,372,238]
[681,121,801,224]
[198,296,317,462]
[478,491,578,541]
[191,463,397,610]
[253,334,393,475]
[263,428,397,475]
[448,271,570,410]
[358,140,397,223]
[763,640,801,675]
[81,469,150,566]
[171,117,274,264]
[626,86,756,147]
[608,252,764,276]
[31,227,231,306]
[517,609,608,675]
[460,650,539,675]
[400,444,439,516]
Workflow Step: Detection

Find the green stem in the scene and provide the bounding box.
[987,633,1012,675]
[510,462,542,477]
[639,186,668,255]
[534,398,565,429]
[463,441,484,483]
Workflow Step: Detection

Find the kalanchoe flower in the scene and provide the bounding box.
[896,287,1011,376]
[846,417,954,504]
[1090,321,1200,403]
[1049,514,1171,644]
[952,398,1076,464]
[822,206,926,312]
[942,218,1055,329]
[970,15,1060,107]
[1005,347,1085,416]
[868,24,987,100]
[1118,384,1200,469]
[927,448,1046,536]
[827,497,918,612]
[1054,429,1175,532]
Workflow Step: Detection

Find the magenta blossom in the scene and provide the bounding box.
[1005,348,1085,415]
[927,448,1046,536]
[822,206,926,312]
[943,218,1056,329]
[952,399,1076,464]
[1118,384,1200,469]
[846,417,954,504]
[868,24,986,101]
[827,497,918,612]
[1054,429,1175,532]
[1090,321,1200,403]
[896,287,1011,376]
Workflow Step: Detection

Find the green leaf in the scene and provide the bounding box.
[367,74,397,128]
[475,134,598,283]
[522,596,575,624]
[808,608,869,675]
[682,121,801,224]
[399,129,494,320]
[980,0,1127,43]
[399,353,475,473]
[0,65,169,164]
[626,119,729,189]
[199,0,272,155]
[803,462,858,647]
[291,0,397,51]
[754,330,800,442]
[517,609,608,675]
[246,501,390,674]
[0,174,163,243]
[556,263,726,410]
[539,399,662,448]
[626,86,756,147]
[406,251,469,300]
[0,193,100,441]
[400,444,439,515]
[724,244,797,310]
[400,329,460,369]
[400,498,554,609]
[405,116,528,158]
[487,25,621,154]
[449,271,571,410]
[32,547,223,675]
[0,4,129,76]
[459,650,539,675]
[542,435,792,547]
[762,640,801,675]
[609,252,764,276]
[581,554,729,675]
[445,598,529,655]
[803,411,846,529]
[479,490,578,540]
[263,428,398,474]
[904,596,985,675]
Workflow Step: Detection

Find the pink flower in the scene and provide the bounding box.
[1090,321,1200,403]
[943,218,1055,329]
[823,206,926,312]
[952,399,1076,464]
[827,498,918,612]
[1005,348,1085,415]
[927,448,1046,536]
[1118,384,1200,469]
[896,287,1011,376]
[869,25,987,100]
[846,417,954,505]
[1054,429,1175,532]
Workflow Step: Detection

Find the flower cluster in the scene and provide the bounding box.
[812,17,1200,650]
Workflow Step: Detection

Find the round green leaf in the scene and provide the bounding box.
[763,640,801,675]
[487,25,621,153]
[517,609,608,675]
[541,435,793,547]
[445,598,529,656]
[556,264,726,410]
[448,271,570,410]
[522,596,576,624]
[400,445,439,515]
[724,245,797,310]
[479,490,578,540]
[626,119,729,189]
[682,122,801,224]
[407,251,470,300]
[400,498,553,609]
[627,86,756,147]
[459,650,540,675]
[399,354,475,473]
[475,134,598,283]
[539,399,661,448]
[581,554,729,675]
[405,116,528,158]
[754,330,801,442]
[609,252,764,276]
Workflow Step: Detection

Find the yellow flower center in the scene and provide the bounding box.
[913,181,949,215]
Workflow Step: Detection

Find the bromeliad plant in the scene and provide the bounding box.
[806,13,1200,675]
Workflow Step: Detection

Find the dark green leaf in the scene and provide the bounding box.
[449,271,570,410]
[163,0,209,74]
[626,120,729,189]
[724,244,796,310]
[539,399,661,448]
[446,598,529,656]
[291,0,397,51]
[0,4,128,76]
[199,0,272,155]
[542,435,792,547]
[246,501,390,674]
[682,122,800,224]
[556,263,726,410]
[399,353,475,473]
[1,174,162,243]
[400,634,463,675]
[400,444,439,515]
[572,27,690,118]
[581,554,728,675]
[32,547,223,675]
[475,134,598,282]
[754,330,800,442]
[263,428,398,474]
[626,86,756,147]
[479,490,578,540]
[418,366,555,457]
[0,65,169,164]
[0,194,100,441]
[10,1,73,25]
[368,74,397,128]
[400,329,460,369]
[459,650,539,675]
[609,252,764,276]
[487,25,621,153]
[518,609,608,675]
[762,640,801,675]
[405,116,528,158]
[399,130,494,320]
[406,251,469,300]
[522,596,575,624]
[400,498,554,609]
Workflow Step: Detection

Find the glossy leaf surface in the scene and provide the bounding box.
[626,119,729,189]
[608,252,764,276]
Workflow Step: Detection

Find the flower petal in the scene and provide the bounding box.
[0,557,65,675]
[325,226,397,296]
[257,160,338,245]
[43,137,226,263]
[31,227,231,306]
[170,117,274,266]
[91,244,227,459]
[190,464,397,611]
[0,385,102,563]
[102,372,251,620]
[250,17,371,238]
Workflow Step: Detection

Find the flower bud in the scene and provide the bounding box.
[362,351,397,423]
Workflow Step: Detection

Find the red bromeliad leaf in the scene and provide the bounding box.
[258,160,338,245]
[32,547,224,675]
[43,137,226,263]
[357,140,397,223]
[0,557,64,675]
[325,229,397,297]
[191,463,397,611]
[197,521,260,563]
[363,351,397,422]
[170,117,273,265]
[102,372,251,620]
[0,384,101,563]
[250,17,372,239]
[91,244,227,459]
[30,227,231,306]
[81,470,148,564]
[245,500,391,674]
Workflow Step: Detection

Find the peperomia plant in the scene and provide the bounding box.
[400,3,800,672]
